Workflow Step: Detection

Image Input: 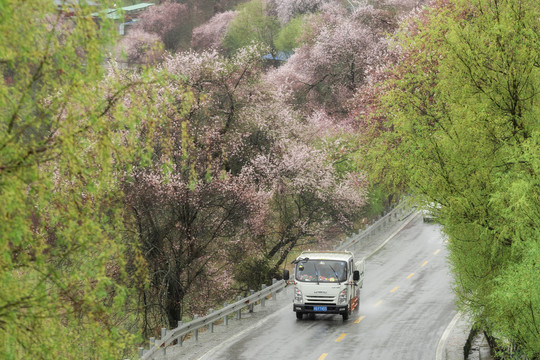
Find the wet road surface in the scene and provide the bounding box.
[207,216,455,360]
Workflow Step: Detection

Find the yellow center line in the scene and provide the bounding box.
[354,315,366,324]
[391,286,399,293]
[374,300,383,307]
[434,249,441,255]
[407,273,415,279]
[421,261,428,267]
[335,333,347,342]
[318,354,328,360]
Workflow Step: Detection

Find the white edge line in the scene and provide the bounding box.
[436,311,462,360]
[197,303,289,360]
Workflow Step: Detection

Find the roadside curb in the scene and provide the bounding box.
[436,312,462,360]
[436,311,477,360]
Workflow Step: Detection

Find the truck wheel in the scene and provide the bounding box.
[296,312,303,320]
[342,304,351,321]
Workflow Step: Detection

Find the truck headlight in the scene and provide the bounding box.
[294,287,303,303]
[338,288,348,304]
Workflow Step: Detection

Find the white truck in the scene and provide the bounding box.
[283,250,365,321]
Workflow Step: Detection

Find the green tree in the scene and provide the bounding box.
[274,15,306,54]
[366,0,539,356]
[222,0,280,55]
[0,0,160,357]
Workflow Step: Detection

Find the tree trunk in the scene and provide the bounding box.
[270,239,298,277]
[166,280,184,329]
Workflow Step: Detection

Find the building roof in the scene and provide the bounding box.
[121,2,154,11]
[262,51,293,61]
[92,3,154,20]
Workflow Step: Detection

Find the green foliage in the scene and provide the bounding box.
[274,15,306,53]
[234,257,273,291]
[0,0,157,357]
[489,243,540,356]
[368,0,539,355]
[223,0,280,55]
[365,186,385,217]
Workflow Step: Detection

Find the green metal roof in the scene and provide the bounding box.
[99,9,122,19]
[121,2,154,12]
[92,3,154,19]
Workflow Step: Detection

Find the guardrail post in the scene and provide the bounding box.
[261,284,267,307]
[249,290,255,312]
[177,321,183,346]
[193,315,199,343]
[237,296,242,319]
[161,328,167,355]
[149,337,155,354]
[272,279,277,300]
[209,309,214,332]
[138,347,144,358]
[224,302,229,326]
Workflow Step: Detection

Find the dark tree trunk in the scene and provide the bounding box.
[166,280,184,329]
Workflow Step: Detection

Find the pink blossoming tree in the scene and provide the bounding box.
[116,28,164,65]
[267,0,327,23]
[120,45,271,330]
[134,2,189,51]
[191,11,238,52]
[118,42,369,330]
[265,2,396,117]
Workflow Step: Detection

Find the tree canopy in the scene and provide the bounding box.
[6,0,536,357]
[366,0,540,356]
[222,0,280,55]
[0,0,144,357]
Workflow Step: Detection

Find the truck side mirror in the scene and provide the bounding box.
[283,269,290,281]
[353,270,360,281]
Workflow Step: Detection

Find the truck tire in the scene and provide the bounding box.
[342,302,352,320]
[296,312,303,320]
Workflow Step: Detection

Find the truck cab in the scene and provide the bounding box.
[283,251,365,320]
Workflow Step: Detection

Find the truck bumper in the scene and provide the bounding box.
[293,304,348,314]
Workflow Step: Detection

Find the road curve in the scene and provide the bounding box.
[204,216,455,360]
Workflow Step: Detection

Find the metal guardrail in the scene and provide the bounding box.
[135,198,416,360]
[138,278,286,360]
[336,198,416,252]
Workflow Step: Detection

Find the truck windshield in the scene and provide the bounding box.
[295,260,347,283]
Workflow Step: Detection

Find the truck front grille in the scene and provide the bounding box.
[305,295,336,304]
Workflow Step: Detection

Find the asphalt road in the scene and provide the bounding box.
[206,216,455,360]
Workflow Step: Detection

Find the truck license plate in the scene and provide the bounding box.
[314,306,327,312]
